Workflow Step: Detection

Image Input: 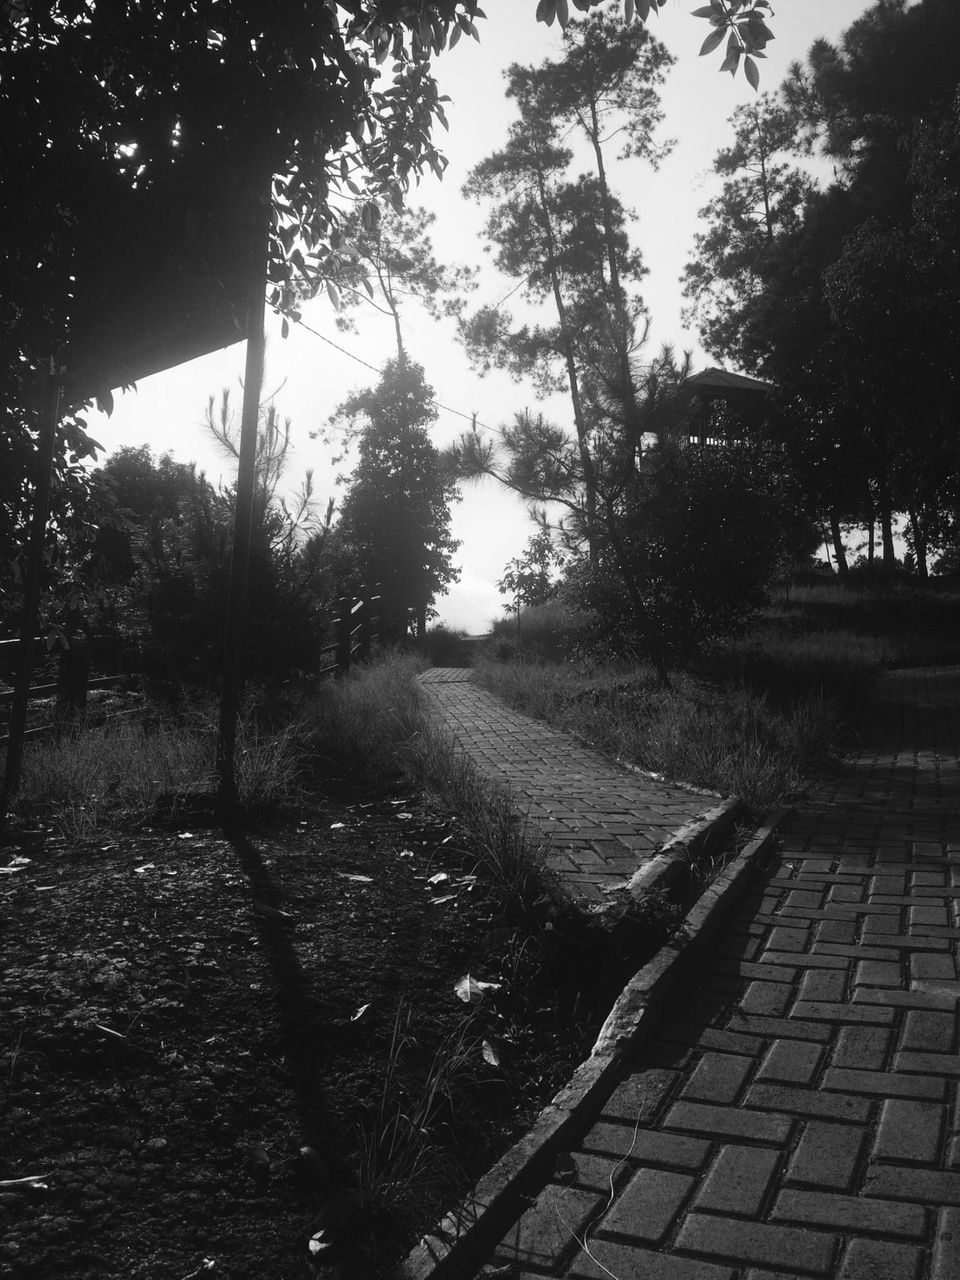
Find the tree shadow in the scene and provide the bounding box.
[225,825,355,1188]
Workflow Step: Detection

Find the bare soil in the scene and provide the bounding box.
[0,793,595,1279]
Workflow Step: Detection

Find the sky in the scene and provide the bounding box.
[86,0,874,634]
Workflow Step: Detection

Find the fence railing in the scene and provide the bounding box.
[318,586,382,679]
[0,637,124,748]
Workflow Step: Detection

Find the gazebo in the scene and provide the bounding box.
[684,367,772,446]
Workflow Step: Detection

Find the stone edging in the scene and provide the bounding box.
[613,796,746,901]
[393,808,789,1280]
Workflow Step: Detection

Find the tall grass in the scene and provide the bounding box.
[477,655,841,812]
[304,653,427,784]
[9,654,556,923]
[8,703,303,838]
[354,1003,482,1205]
[9,717,208,838]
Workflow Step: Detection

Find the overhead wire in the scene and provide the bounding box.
[291,314,505,439]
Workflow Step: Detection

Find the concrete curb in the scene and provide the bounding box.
[393,808,789,1280]
[611,795,746,901]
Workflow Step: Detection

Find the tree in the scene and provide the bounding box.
[1,1,770,410]
[459,19,671,561]
[310,202,471,366]
[497,530,564,640]
[681,93,812,363]
[512,11,674,452]
[330,360,460,639]
[95,437,331,681]
[690,1,960,577]
[203,388,322,561]
[565,438,805,678]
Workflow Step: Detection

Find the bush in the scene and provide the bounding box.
[487,598,589,663]
[568,442,812,675]
[421,625,473,667]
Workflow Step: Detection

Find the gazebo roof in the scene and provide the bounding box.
[685,367,772,395]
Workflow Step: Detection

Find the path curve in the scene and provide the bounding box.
[419,668,724,908]
[472,665,960,1278]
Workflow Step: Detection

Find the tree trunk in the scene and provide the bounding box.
[829,510,848,578]
[908,509,929,581]
[587,99,643,464]
[534,161,599,565]
[217,185,270,813]
[878,486,896,570]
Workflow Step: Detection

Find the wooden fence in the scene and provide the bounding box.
[2,587,383,752]
[0,638,124,748]
[318,586,382,679]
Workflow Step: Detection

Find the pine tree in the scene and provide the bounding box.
[331,361,460,639]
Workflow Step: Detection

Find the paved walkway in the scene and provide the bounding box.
[419,669,721,906]
[470,666,960,1279]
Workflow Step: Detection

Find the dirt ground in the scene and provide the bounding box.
[0,793,592,1279]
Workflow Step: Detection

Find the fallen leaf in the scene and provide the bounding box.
[430,894,457,906]
[396,812,413,820]
[398,850,415,858]
[350,1003,370,1022]
[307,1228,332,1259]
[92,1024,125,1040]
[427,872,449,886]
[134,863,155,874]
[330,822,347,830]
[481,1039,500,1067]
[252,900,294,921]
[0,866,27,875]
[336,873,373,884]
[454,974,502,1004]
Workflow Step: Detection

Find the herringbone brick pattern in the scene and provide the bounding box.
[418,669,718,904]
[479,667,960,1279]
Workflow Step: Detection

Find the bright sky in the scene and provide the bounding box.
[87,1,873,633]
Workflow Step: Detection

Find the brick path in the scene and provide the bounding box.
[418,669,720,906]
[474,666,960,1279]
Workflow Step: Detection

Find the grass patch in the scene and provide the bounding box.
[476,656,840,813]
[7,655,556,923]
[476,581,960,813]
[7,706,303,839]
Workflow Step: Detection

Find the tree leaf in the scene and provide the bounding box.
[698,27,725,57]
[744,54,760,91]
[482,1039,500,1066]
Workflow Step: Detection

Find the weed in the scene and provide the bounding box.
[7,703,302,838]
[476,654,843,813]
[406,714,559,924]
[354,1003,480,1205]
[303,653,427,786]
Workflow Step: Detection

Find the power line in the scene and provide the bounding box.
[292,315,502,437]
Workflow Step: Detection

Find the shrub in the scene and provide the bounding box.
[421,625,473,667]
[568,441,813,675]
[487,598,589,663]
